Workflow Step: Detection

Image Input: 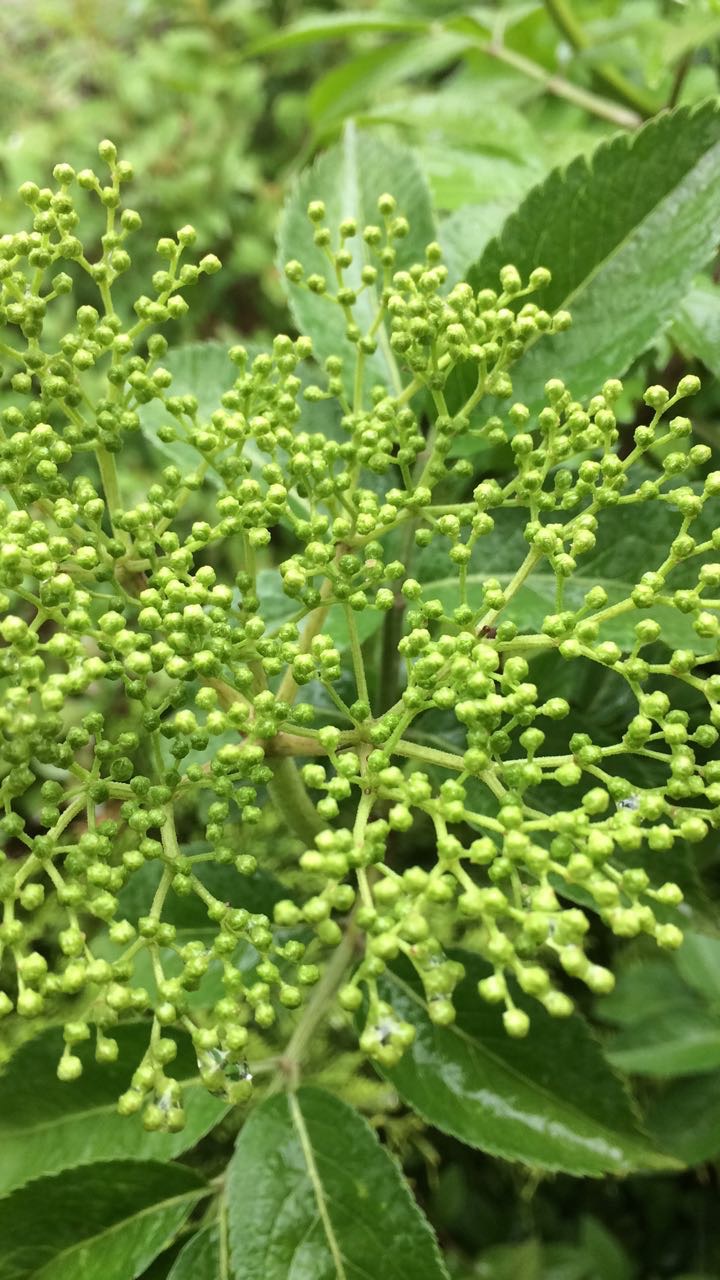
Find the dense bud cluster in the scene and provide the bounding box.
[0,145,717,1126]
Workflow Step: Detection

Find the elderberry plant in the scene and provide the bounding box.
[0,141,719,1140]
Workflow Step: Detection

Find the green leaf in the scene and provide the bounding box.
[439,202,519,285]
[245,11,427,55]
[646,1072,720,1165]
[595,960,693,1028]
[96,860,288,1009]
[605,1007,720,1077]
[0,1160,206,1280]
[378,956,670,1176]
[278,123,435,399]
[308,35,466,135]
[471,101,720,411]
[137,341,235,483]
[420,143,540,214]
[473,1239,542,1280]
[673,277,720,377]
[0,1023,226,1196]
[675,931,720,1003]
[599,952,720,1076]
[577,1216,634,1280]
[166,1225,220,1280]
[362,89,540,159]
[227,1086,449,1279]
[116,857,287,931]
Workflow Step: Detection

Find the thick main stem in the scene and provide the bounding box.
[267,756,324,846]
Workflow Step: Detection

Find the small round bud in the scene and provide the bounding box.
[676,374,701,398]
[307,200,326,223]
[57,1054,83,1082]
[503,1008,530,1038]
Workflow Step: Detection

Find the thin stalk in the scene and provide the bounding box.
[475,33,642,128]
[477,548,543,630]
[276,578,336,707]
[543,0,656,118]
[95,445,126,541]
[274,921,360,1088]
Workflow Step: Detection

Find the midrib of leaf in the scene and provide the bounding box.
[284,1137,412,1280]
[387,972,655,1164]
[341,122,402,398]
[33,1185,208,1278]
[288,1091,349,1280]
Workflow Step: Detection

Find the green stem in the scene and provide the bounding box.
[278,922,360,1087]
[378,595,405,714]
[344,605,369,706]
[267,756,324,846]
[276,579,335,707]
[476,33,642,128]
[95,445,126,541]
[477,548,543,630]
[218,1193,230,1280]
[394,739,466,772]
[542,0,655,117]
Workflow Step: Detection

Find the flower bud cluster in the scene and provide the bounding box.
[0,151,717,1120]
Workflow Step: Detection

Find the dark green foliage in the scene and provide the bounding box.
[2,6,720,1277]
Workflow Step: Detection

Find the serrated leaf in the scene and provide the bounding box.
[471,101,720,411]
[0,1160,206,1280]
[378,956,670,1176]
[227,1086,449,1280]
[0,1023,226,1196]
[166,1225,220,1280]
[278,124,435,399]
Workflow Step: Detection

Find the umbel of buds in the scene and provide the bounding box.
[0,143,717,1129]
